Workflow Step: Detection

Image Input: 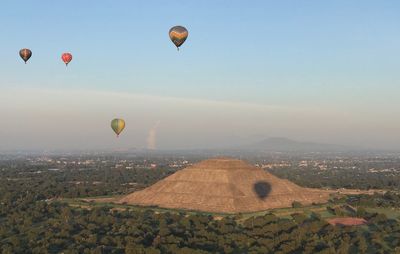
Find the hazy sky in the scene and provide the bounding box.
[1,1,399,150]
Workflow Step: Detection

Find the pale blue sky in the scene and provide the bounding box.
[0,1,399,150]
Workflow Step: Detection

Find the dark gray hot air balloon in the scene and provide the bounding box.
[169,26,188,50]
[19,48,32,64]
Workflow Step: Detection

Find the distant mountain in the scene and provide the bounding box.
[240,137,350,152]
[127,137,355,154]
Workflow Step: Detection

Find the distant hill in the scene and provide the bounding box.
[123,137,355,155]
[240,137,350,152]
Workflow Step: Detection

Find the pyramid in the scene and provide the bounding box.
[118,157,332,213]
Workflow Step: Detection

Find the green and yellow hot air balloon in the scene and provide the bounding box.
[111,118,125,137]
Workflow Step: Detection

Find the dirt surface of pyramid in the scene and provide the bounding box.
[118,157,332,213]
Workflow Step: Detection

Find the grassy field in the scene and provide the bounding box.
[59,196,343,221]
[365,207,400,220]
[59,196,231,217]
[59,195,400,226]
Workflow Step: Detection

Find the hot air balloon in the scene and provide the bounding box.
[61,53,73,66]
[111,118,125,137]
[169,26,188,50]
[19,48,32,64]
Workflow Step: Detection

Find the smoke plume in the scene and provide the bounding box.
[147,121,160,150]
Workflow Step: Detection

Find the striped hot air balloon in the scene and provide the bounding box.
[19,48,32,64]
[169,26,188,50]
[111,118,125,137]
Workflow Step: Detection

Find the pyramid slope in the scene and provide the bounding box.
[118,158,332,213]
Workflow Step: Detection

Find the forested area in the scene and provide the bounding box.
[268,166,400,190]
[0,160,174,199]
[1,159,400,253]
[1,193,400,253]
[347,192,400,208]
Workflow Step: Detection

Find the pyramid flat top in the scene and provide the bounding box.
[187,157,258,171]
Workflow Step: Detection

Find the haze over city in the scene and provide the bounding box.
[1,1,399,150]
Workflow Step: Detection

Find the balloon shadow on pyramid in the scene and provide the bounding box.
[253,181,272,200]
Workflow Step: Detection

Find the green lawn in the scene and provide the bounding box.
[61,196,342,222]
[59,197,230,217]
[365,207,400,220]
[60,196,399,224]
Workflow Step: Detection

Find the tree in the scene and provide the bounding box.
[357,236,368,254]
[292,201,302,208]
[356,207,367,217]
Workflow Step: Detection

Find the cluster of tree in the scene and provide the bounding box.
[268,166,400,190]
[1,198,400,253]
[2,158,400,253]
[346,192,400,208]
[0,165,174,201]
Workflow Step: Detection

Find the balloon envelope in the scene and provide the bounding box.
[61,53,73,66]
[19,48,32,63]
[169,26,188,49]
[111,118,125,136]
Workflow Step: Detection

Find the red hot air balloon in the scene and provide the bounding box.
[61,53,73,66]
